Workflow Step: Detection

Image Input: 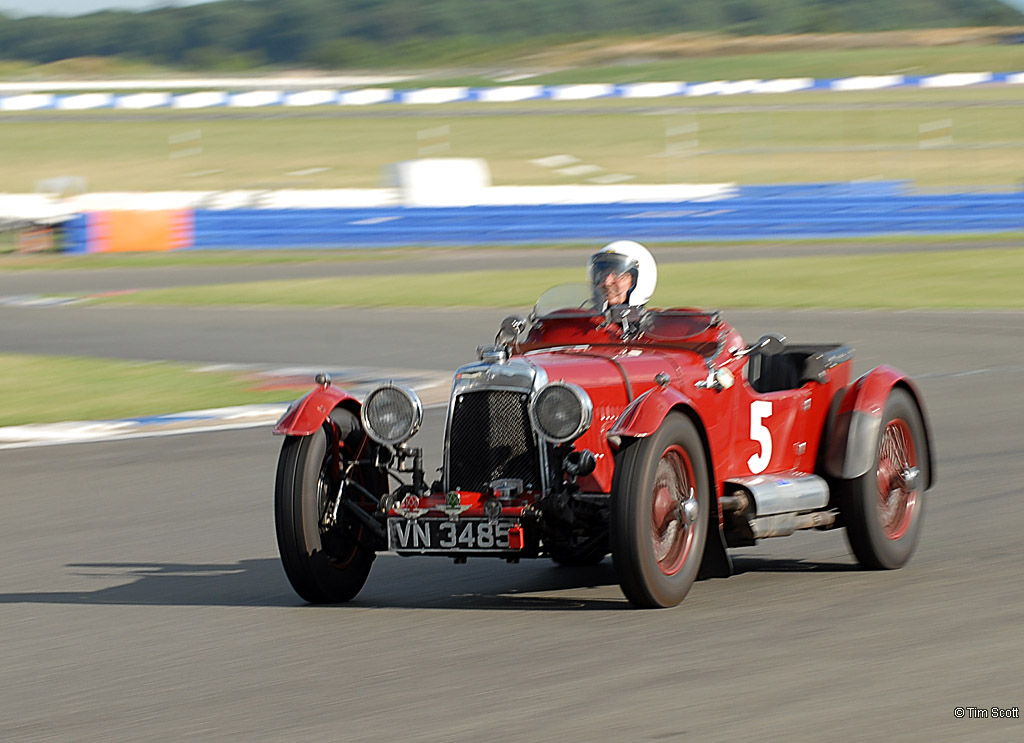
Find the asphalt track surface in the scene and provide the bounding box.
[2,256,1023,741]
[1,239,1020,298]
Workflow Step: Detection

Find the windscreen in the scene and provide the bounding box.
[532,283,604,320]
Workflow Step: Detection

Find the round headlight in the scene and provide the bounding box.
[360,383,423,446]
[530,382,593,444]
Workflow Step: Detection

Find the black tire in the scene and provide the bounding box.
[610,413,709,608]
[275,409,377,603]
[839,388,927,570]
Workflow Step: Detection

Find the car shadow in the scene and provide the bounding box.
[0,556,631,611]
[0,554,860,610]
[730,555,861,574]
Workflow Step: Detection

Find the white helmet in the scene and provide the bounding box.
[587,240,657,307]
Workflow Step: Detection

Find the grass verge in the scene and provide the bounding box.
[87,248,1024,310]
[0,354,308,427]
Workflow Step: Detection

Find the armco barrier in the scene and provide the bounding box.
[62,186,1024,252]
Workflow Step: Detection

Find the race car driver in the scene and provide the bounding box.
[587,240,658,310]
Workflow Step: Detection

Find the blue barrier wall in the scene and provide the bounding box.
[63,184,1024,252]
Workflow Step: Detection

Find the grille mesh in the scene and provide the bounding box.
[448,390,542,493]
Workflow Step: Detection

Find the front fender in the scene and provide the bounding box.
[273,385,361,436]
[607,385,696,442]
[824,365,934,485]
[606,384,732,579]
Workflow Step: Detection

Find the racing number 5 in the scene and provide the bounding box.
[747,400,773,474]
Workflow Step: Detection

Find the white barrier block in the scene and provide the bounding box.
[621,82,685,98]
[832,75,904,91]
[386,158,491,206]
[921,72,992,88]
[551,84,615,101]
[173,91,227,109]
[478,85,544,102]
[284,90,337,106]
[478,183,736,205]
[1,94,54,111]
[340,88,395,105]
[230,90,283,107]
[401,87,470,105]
[263,189,399,208]
[69,192,213,211]
[754,78,814,94]
[1010,73,1024,85]
[0,193,70,223]
[57,93,113,110]
[116,92,171,109]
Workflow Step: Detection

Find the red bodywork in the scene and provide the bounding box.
[273,385,360,436]
[514,309,931,505]
[275,306,932,548]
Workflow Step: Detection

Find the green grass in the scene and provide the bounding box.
[454,45,1024,86]
[0,86,1022,191]
[4,246,1020,427]
[0,354,308,427]
[0,247,415,271]
[85,248,1024,310]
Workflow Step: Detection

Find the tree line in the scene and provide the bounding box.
[0,0,1019,69]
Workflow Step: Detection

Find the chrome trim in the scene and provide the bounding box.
[360,382,423,446]
[528,381,594,444]
[443,357,551,494]
[726,473,829,516]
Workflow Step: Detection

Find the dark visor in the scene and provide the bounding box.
[588,252,637,285]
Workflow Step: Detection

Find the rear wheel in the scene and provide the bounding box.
[840,388,927,570]
[610,413,709,608]
[275,409,378,603]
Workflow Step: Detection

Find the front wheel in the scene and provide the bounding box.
[275,409,378,603]
[839,388,928,570]
[610,413,709,608]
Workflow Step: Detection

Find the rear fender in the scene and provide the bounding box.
[824,365,934,486]
[273,386,361,437]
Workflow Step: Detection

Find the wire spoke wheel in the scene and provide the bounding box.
[651,446,697,575]
[840,388,929,570]
[611,413,709,608]
[876,419,919,541]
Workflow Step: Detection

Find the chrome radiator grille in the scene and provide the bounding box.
[447,390,542,493]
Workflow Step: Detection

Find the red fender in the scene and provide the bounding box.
[824,365,934,485]
[273,385,361,436]
[606,384,696,443]
[604,383,732,579]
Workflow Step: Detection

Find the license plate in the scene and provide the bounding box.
[388,518,518,553]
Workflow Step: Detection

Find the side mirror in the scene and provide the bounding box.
[495,314,527,346]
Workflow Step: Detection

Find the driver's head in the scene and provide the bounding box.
[587,240,657,309]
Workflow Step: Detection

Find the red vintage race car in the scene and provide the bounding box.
[273,283,934,608]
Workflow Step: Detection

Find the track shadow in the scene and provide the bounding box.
[0,553,858,610]
[730,554,860,574]
[0,555,629,611]
[0,559,294,608]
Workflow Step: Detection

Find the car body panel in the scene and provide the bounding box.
[272,385,360,437]
[824,365,935,485]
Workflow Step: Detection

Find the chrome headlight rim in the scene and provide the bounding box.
[360,382,423,447]
[529,381,594,445]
